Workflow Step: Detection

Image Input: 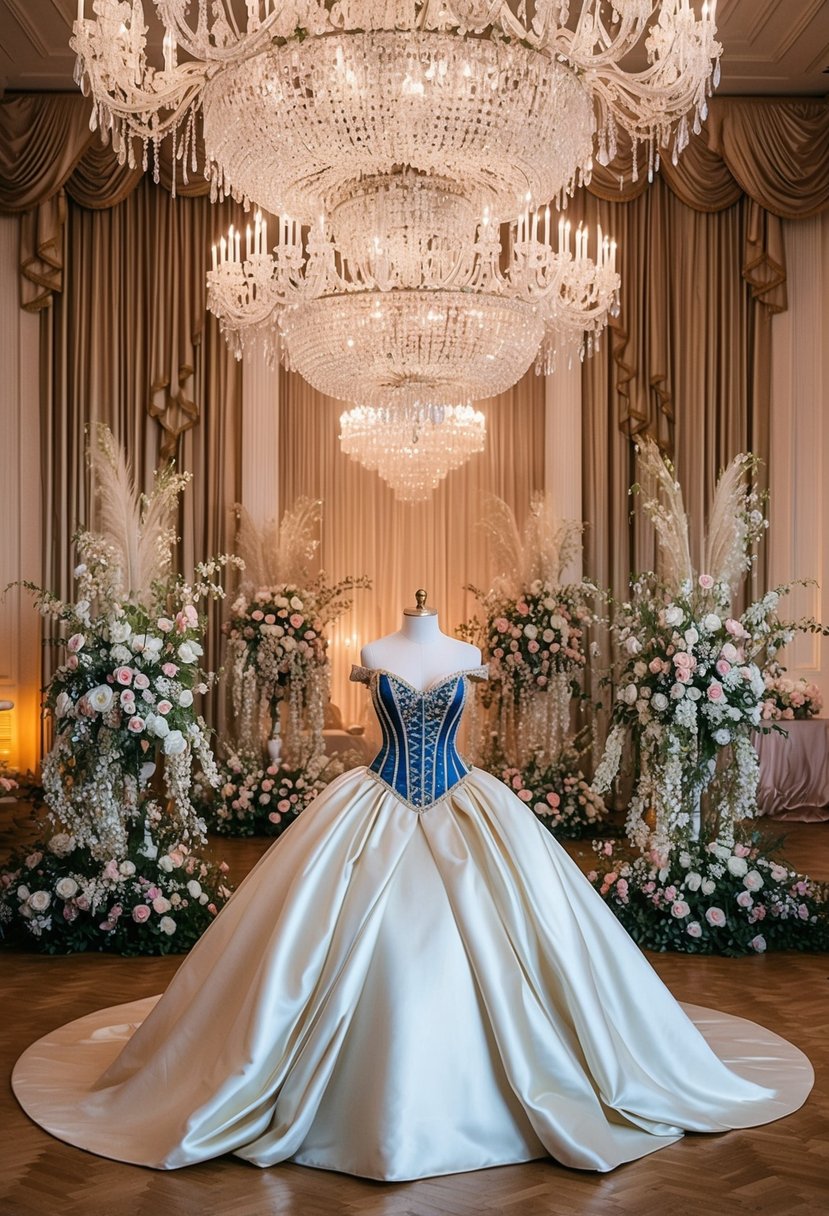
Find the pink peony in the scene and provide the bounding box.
[132,904,151,923]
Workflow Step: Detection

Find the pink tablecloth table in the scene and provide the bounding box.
[753,718,829,821]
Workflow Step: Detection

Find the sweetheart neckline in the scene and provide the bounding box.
[354,665,488,695]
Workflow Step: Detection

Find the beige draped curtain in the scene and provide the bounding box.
[1,91,828,744]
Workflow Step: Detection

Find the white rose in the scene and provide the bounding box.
[152,714,170,738]
[158,855,174,873]
[163,729,187,756]
[28,890,52,913]
[686,686,702,701]
[621,683,638,705]
[55,691,73,718]
[87,685,114,713]
[664,605,683,626]
[143,635,164,655]
[48,833,75,857]
[523,624,538,639]
[743,870,764,892]
[702,613,722,633]
[651,693,669,712]
[678,852,691,869]
[119,860,136,877]
[186,879,202,898]
[178,689,194,708]
[290,596,303,610]
[685,871,702,892]
[624,636,642,655]
[726,855,748,877]
[701,878,716,895]
[178,642,198,664]
[684,627,699,646]
[670,682,685,699]
[55,877,78,899]
[159,916,177,936]
[108,620,132,644]
[16,885,30,901]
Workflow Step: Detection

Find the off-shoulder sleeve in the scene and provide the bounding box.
[466,664,489,683]
[350,664,373,685]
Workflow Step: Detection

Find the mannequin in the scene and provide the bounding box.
[360,589,481,689]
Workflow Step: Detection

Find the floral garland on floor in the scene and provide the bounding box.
[588,834,829,956]
[196,748,349,837]
[0,426,237,954]
[462,493,605,838]
[500,740,606,839]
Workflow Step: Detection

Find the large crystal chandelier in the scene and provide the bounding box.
[340,403,487,502]
[72,1,720,474]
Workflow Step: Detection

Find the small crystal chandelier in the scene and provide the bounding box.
[339,404,487,503]
[72,2,720,484]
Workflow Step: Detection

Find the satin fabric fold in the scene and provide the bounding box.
[13,767,813,1178]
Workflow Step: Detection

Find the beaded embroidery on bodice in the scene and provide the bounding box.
[350,665,488,810]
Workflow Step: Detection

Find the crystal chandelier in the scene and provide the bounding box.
[339,404,487,503]
[72,1,720,453]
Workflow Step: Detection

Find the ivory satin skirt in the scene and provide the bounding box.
[12,767,813,1179]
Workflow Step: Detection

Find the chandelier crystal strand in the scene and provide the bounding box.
[339,405,487,503]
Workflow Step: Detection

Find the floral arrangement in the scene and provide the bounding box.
[501,742,606,839]
[228,500,369,762]
[588,834,829,956]
[196,747,346,837]
[761,668,823,721]
[0,426,237,954]
[593,442,824,853]
[0,821,231,956]
[463,493,602,773]
[0,760,19,797]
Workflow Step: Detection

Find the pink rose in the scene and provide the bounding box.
[264,614,276,625]
[707,681,724,701]
[162,662,179,677]
[494,618,509,633]
[66,654,79,671]
[673,650,692,669]
[290,613,304,628]
[545,791,561,808]
[527,639,540,653]
[648,658,663,674]
[127,716,145,733]
[749,934,767,953]
[616,879,629,898]
[157,617,174,633]
[277,799,291,812]
[251,610,264,621]
[715,659,731,677]
[114,666,133,685]
[725,618,747,638]
[76,895,90,911]
[102,859,120,882]
[698,573,714,590]
[133,672,150,690]
[119,689,136,707]
[517,789,533,802]
[63,904,79,922]
[132,904,151,923]
[516,602,529,616]
[671,900,690,918]
[67,633,86,653]
[156,700,173,715]
[686,921,702,938]
[705,906,726,926]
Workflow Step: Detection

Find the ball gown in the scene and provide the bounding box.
[12,665,812,1179]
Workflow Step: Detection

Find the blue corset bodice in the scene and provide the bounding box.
[350,665,487,810]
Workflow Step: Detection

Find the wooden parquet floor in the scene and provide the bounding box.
[1,803,828,1216]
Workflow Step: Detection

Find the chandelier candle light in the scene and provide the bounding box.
[72,2,720,488]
